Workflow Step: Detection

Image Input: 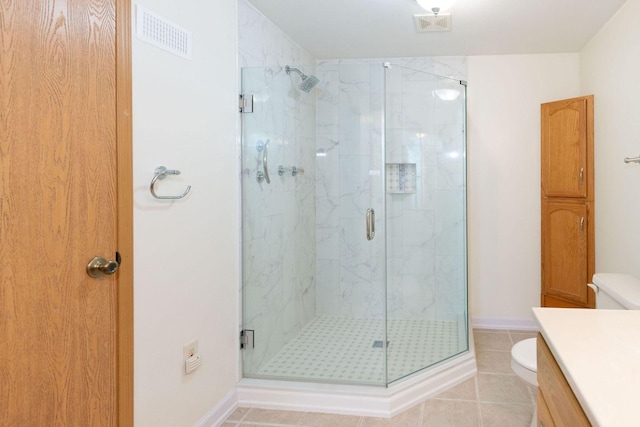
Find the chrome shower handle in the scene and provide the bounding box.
[256,140,271,184]
[262,142,270,183]
[366,208,375,241]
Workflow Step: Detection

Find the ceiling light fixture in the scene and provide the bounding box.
[416,0,455,16]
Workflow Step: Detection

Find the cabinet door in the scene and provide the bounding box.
[537,389,556,427]
[541,96,592,199]
[537,335,591,426]
[542,201,589,306]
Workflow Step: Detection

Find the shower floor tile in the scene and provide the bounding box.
[256,316,462,384]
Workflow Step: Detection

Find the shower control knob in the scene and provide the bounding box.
[86,256,119,278]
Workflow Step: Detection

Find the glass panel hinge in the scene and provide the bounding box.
[240,329,255,349]
[239,94,254,113]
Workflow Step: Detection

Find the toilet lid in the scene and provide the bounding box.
[592,273,640,309]
[511,337,537,372]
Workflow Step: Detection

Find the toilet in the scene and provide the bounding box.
[511,273,640,427]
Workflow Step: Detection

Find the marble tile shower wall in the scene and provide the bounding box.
[315,57,468,322]
[314,61,386,319]
[238,0,317,373]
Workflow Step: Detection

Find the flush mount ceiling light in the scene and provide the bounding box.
[416,0,455,15]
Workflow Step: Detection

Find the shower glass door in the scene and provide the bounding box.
[240,63,387,386]
[384,64,468,384]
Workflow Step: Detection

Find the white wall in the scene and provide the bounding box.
[580,0,640,278]
[132,1,239,425]
[467,54,580,325]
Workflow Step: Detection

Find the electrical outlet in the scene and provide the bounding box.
[183,339,198,361]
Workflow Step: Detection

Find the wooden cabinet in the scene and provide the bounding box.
[541,97,592,199]
[537,334,591,426]
[541,96,595,308]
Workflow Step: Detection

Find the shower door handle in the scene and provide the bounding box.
[366,208,375,241]
[256,139,271,184]
[262,142,271,183]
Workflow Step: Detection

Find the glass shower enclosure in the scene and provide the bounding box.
[241,61,467,386]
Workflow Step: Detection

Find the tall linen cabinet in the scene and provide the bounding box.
[541,95,595,308]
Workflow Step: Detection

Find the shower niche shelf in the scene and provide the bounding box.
[386,163,416,194]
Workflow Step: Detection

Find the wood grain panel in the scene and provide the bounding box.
[0,0,120,425]
[115,0,134,424]
[537,388,556,427]
[537,334,591,426]
[541,96,590,199]
[542,201,588,305]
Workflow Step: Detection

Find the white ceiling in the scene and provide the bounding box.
[246,0,627,59]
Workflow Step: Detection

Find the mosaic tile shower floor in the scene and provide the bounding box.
[257,316,464,384]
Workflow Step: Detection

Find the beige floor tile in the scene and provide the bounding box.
[477,373,533,404]
[473,331,512,351]
[226,407,250,422]
[422,400,480,427]
[480,402,534,427]
[476,350,513,374]
[243,408,306,424]
[435,377,477,400]
[219,423,238,427]
[360,403,422,427]
[298,412,362,427]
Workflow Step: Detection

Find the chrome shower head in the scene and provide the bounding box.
[285,65,320,93]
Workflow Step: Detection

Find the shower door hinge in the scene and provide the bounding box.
[240,329,255,349]
[239,94,254,113]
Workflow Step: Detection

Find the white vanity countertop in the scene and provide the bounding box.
[532,307,640,427]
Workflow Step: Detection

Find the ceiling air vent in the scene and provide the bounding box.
[414,13,452,32]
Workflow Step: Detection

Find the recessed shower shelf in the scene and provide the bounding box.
[386,163,417,194]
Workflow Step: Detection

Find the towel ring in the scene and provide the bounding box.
[624,155,640,164]
[150,166,191,200]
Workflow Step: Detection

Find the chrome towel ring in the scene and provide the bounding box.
[150,166,192,200]
[624,155,640,164]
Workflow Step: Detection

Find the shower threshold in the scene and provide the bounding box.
[236,349,476,418]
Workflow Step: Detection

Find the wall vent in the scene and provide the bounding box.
[136,5,193,60]
[414,13,452,32]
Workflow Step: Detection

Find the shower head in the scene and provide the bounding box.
[285,65,320,93]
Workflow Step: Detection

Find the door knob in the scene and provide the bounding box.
[86,256,119,278]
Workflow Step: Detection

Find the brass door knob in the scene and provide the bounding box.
[86,256,119,278]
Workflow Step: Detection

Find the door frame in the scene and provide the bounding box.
[116,0,134,424]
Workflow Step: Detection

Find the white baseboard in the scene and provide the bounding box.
[472,316,538,331]
[194,389,238,427]
[235,351,477,418]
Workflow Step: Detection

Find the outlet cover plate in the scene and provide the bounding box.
[183,339,198,361]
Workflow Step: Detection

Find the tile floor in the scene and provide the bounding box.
[223,329,538,427]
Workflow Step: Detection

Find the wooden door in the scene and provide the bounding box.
[541,96,593,199]
[0,1,132,425]
[542,201,591,307]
